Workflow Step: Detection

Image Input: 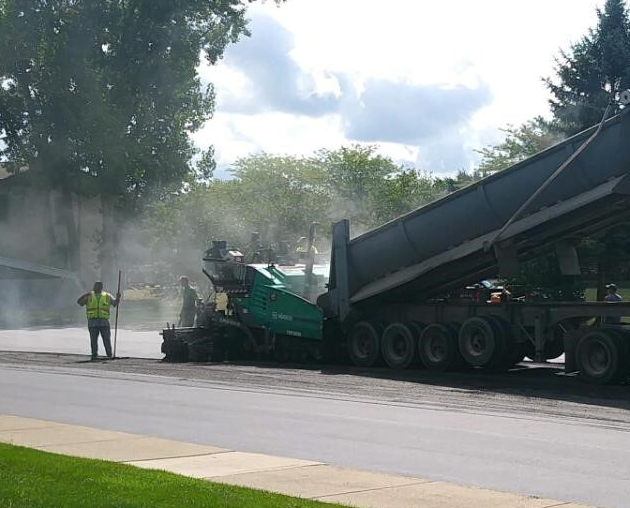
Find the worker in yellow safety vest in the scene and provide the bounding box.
[77,281,121,360]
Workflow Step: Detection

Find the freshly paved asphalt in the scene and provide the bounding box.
[1,363,629,508]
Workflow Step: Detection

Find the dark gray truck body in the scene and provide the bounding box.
[318,110,630,382]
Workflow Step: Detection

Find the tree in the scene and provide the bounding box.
[0,0,278,280]
[545,0,630,298]
[136,146,448,276]
[476,117,560,175]
[319,145,407,234]
[227,153,331,246]
[545,0,630,134]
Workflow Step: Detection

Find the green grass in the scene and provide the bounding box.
[0,444,343,508]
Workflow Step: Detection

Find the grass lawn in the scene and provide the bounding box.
[0,444,344,508]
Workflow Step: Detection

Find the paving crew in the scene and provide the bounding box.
[179,276,198,327]
[77,281,121,360]
[604,283,623,324]
[295,237,318,262]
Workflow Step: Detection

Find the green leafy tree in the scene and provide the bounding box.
[545,0,630,134]
[368,169,442,226]
[137,146,448,275]
[0,0,278,280]
[476,117,560,175]
[319,145,404,233]
[227,153,331,247]
[544,0,630,298]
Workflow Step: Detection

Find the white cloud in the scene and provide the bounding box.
[195,0,606,176]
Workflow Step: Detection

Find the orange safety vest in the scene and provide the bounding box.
[86,291,112,319]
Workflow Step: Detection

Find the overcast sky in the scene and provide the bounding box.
[194,0,605,178]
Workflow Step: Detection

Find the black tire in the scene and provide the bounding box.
[576,330,629,384]
[524,337,565,362]
[458,316,503,367]
[381,322,417,370]
[548,323,569,360]
[418,323,460,371]
[348,321,383,367]
[525,322,568,361]
[507,342,528,365]
[486,315,513,369]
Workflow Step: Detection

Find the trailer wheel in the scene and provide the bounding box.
[576,330,629,384]
[458,317,503,367]
[525,322,569,361]
[486,316,514,369]
[381,322,417,370]
[418,324,460,371]
[507,342,528,366]
[348,321,382,367]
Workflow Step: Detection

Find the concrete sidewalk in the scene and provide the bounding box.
[0,413,592,508]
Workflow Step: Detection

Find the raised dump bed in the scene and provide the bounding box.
[320,110,630,320]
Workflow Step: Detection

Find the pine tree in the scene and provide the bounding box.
[546,0,630,134]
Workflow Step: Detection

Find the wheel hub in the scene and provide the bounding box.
[586,341,609,375]
[427,335,446,362]
[355,334,372,359]
[470,332,486,355]
[391,334,407,359]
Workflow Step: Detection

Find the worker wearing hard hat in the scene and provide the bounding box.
[179,276,198,327]
[604,283,623,324]
[77,281,121,360]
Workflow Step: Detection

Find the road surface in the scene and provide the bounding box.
[1,355,629,508]
[0,327,162,359]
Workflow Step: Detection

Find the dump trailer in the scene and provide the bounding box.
[317,107,630,383]
[163,108,630,384]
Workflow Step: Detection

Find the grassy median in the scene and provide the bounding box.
[0,443,343,508]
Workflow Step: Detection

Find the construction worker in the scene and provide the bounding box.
[77,281,121,360]
[179,276,198,327]
[605,283,623,302]
[295,237,318,262]
[605,283,623,324]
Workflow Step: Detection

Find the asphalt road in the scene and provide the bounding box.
[1,358,630,508]
[0,327,162,359]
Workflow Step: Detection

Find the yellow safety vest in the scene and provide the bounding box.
[86,291,112,319]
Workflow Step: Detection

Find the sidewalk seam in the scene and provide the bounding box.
[0,425,60,432]
[203,462,326,480]
[201,464,325,479]
[2,436,143,448]
[125,450,232,463]
[312,480,435,499]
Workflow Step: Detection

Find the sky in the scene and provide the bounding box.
[193,0,606,178]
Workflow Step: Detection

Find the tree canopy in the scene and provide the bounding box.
[0,0,277,200]
[546,0,630,134]
[0,0,279,279]
[476,117,561,175]
[135,146,444,275]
